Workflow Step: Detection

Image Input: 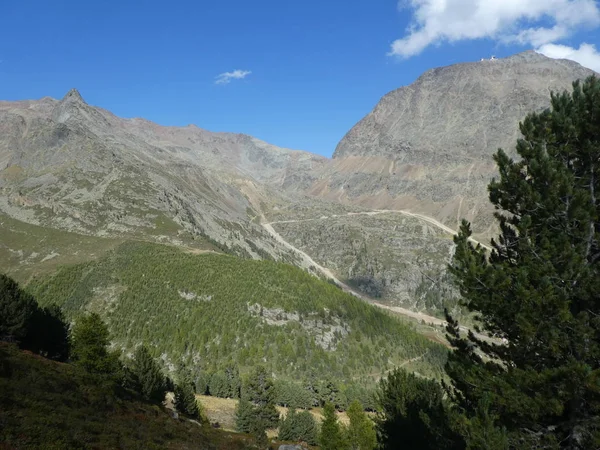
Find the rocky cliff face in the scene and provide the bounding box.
[305,51,596,237]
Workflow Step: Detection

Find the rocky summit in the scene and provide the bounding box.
[299,51,595,238]
[0,51,595,312]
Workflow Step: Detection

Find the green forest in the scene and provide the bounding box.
[26,241,447,385]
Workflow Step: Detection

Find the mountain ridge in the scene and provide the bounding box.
[1,50,596,314]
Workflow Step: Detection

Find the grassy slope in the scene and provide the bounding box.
[27,241,447,382]
[0,213,123,284]
[0,343,255,450]
[0,213,219,285]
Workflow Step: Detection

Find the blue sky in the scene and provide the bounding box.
[1,1,599,157]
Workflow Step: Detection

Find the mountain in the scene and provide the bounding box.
[302,51,596,236]
[1,51,595,316]
[266,51,597,310]
[0,88,324,266]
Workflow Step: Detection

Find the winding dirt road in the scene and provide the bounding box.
[261,209,490,335]
[266,209,491,251]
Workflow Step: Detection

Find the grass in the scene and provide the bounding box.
[198,395,351,433]
[0,343,257,450]
[0,213,123,284]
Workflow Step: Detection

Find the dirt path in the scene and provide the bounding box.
[266,209,491,251]
[262,210,492,341]
[261,215,452,330]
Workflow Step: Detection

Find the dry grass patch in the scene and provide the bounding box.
[197,395,350,433]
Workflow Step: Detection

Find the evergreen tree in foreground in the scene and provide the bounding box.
[377,369,463,450]
[235,395,255,433]
[446,76,600,448]
[278,408,318,445]
[130,345,167,403]
[0,274,70,361]
[0,274,36,342]
[319,402,347,450]
[24,304,70,362]
[245,365,279,428]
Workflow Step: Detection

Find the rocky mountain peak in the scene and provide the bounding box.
[62,88,86,104]
[333,52,595,160]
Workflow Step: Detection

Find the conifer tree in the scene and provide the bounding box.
[235,395,256,433]
[346,400,376,450]
[246,366,279,428]
[24,304,70,361]
[0,274,36,342]
[174,375,201,419]
[70,313,120,376]
[278,408,318,445]
[377,368,462,450]
[130,345,166,403]
[319,402,348,450]
[225,365,241,398]
[446,76,600,448]
[278,408,298,441]
[294,410,318,445]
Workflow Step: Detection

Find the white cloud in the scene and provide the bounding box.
[390,0,600,58]
[537,43,600,72]
[215,70,252,85]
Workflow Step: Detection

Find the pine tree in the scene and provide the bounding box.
[295,410,318,445]
[130,345,166,403]
[319,402,348,450]
[377,368,462,450]
[208,371,229,398]
[278,408,298,441]
[246,366,279,428]
[235,395,256,433]
[174,376,201,419]
[70,313,120,376]
[225,365,241,398]
[446,76,600,449]
[23,304,70,361]
[346,400,376,450]
[0,274,36,342]
[279,409,318,445]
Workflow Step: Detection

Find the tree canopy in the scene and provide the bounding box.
[446,76,600,448]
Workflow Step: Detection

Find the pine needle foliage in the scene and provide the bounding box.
[319,402,348,450]
[446,76,600,448]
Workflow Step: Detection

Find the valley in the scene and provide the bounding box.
[1,49,598,449]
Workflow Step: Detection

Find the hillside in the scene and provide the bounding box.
[262,51,597,311]
[2,51,593,323]
[0,88,319,266]
[0,343,255,450]
[26,241,447,383]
